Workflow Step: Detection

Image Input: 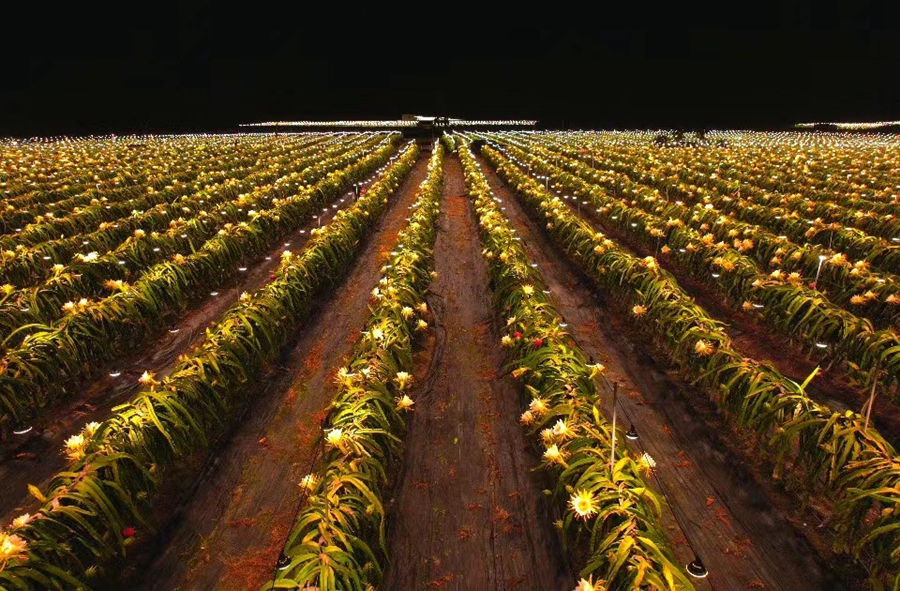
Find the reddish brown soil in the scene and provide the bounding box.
[0,172,379,522]
[127,154,432,590]
[477,155,852,590]
[382,156,573,590]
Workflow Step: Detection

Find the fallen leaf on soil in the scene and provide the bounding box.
[493,507,511,522]
[714,507,732,527]
[427,574,458,588]
[706,497,715,506]
[467,503,483,511]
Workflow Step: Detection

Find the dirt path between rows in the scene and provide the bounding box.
[382,156,573,591]
[477,154,849,591]
[129,152,431,591]
[0,164,385,523]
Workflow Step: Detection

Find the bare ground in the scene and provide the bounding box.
[477,154,850,591]
[127,153,431,591]
[382,156,573,591]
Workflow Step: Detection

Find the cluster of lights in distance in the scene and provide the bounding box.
[795,121,900,130]
[240,119,537,128]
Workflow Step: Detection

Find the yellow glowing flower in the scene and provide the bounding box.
[139,370,158,386]
[325,428,343,447]
[694,339,714,356]
[552,419,574,440]
[587,363,606,379]
[401,306,413,319]
[541,428,555,446]
[396,395,415,411]
[11,513,34,529]
[104,279,127,291]
[632,305,646,316]
[64,434,86,460]
[520,410,535,425]
[0,533,27,561]
[543,444,566,465]
[395,371,412,390]
[573,577,600,591]
[529,397,549,416]
[299,474,318,491]
[569,489,598,519]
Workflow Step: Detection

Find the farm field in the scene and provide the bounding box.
[0,129,898,590]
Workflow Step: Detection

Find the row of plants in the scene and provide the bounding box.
[272,143,444,590]
[0,135,398,432]
[493,138,900,396]
[0,136,303,237]
[662,141,900,239]
[480,142,900,586]
[0,135,336,286]
[550,136,900,277]
[573,131,898,221]
[0,135,376,344]
[0,139,286,250]
[0,137,209,222]
[459,139,694,590]
[0,141,420,589]
[0,135,291,204]
[504,133,900,330]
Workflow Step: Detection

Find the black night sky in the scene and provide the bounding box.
[1,24,898,137]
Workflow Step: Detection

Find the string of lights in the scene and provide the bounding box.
[795,121,900,130]
[240,119,538,128]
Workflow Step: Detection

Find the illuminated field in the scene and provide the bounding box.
[0,130,898,590]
